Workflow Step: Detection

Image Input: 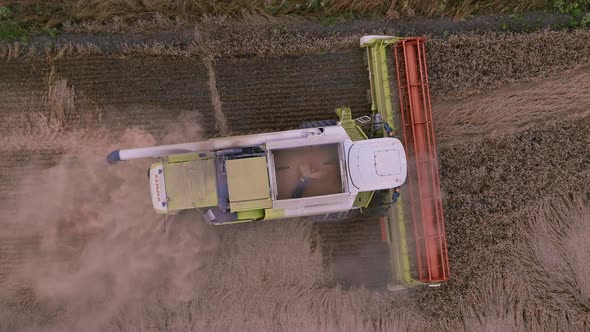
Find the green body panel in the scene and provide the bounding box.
[354,191,375,209]
[237,209,265,220]
[263,208,285,220]
[163,159,218,210]
[335,107,368,141]
[361,37,401,117]
[362,37,413,286]
[226,157,272,213]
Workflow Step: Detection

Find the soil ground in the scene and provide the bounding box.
[0,20,589,331]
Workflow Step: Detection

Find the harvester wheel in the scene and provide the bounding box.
[362,190,391,217]
[299,120,338,129]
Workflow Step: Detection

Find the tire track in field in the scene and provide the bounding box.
[203,56,229,136]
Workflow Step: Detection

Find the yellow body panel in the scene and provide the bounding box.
[263,208,285,220]
[226,157,271,212]
[164,159,218,210]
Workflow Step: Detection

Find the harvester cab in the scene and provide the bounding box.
[107,35,449,290]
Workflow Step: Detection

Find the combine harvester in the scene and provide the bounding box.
[107,35,449,288]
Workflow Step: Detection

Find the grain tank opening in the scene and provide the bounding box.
[272,143,344,200]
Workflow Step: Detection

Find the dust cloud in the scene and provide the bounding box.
[0,113,219,331]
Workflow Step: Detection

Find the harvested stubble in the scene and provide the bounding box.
[434,65,590,144]
[4,27,590,107]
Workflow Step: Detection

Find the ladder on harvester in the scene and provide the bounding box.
[361,36,450,287]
